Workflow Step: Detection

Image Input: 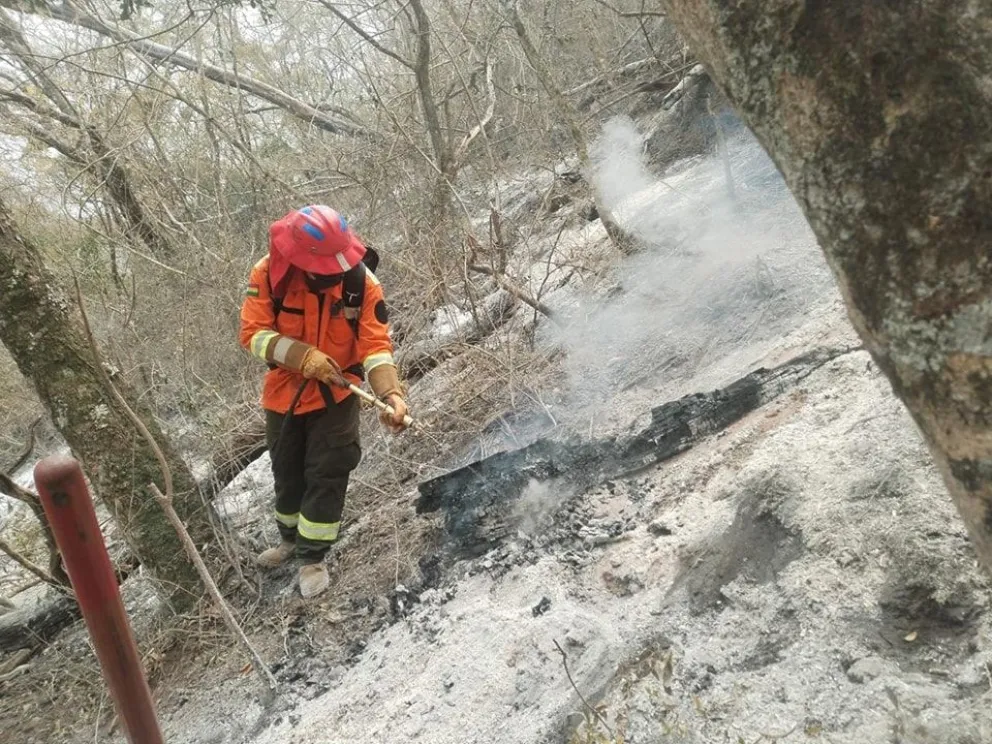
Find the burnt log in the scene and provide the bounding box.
[0,592,79,653]
[416,345,857,557]
[0,553,136,653]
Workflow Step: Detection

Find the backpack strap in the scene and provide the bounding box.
[266,261,285,371]
[267,260,285,320]
[265,260,367,376]
[341,262,366,337]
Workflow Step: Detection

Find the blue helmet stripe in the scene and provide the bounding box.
[302,223,325,241]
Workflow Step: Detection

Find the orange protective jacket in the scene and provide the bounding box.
[239,256,395,415]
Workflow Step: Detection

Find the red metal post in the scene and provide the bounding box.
[34,454,165,744]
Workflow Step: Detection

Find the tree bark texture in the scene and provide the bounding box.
[656,2,992,571]
[0,198,210,610]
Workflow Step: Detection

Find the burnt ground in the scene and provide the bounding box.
[3,132,991,744]
[2,315,990,744]
[245,341,989,744]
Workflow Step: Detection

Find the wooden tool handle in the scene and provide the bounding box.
[347,383,415,428]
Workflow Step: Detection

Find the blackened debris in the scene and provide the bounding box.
[532,596,552,616]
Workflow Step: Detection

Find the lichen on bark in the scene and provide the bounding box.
[0,197,211,610]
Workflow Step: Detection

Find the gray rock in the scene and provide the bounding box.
[846,656,889,683]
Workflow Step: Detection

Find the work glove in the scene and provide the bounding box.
[367,363,410,434]
[301,347,347,388]
[380,394,410,434]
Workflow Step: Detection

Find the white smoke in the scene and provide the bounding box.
[555,114,837,418]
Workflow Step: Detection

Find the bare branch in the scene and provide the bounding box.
[74,278,277,691]
[0,470,36,506]
[150,483,278,691]
[407,0,452,173]
[0,88,84,129]
[315,0,414,69]
[453,58,496,164]
[73,277,173,503]
[0,15,174,256]
[0,0,369,137]
[553,639,616,738]
[0,536,60,588]
[466,235,556,321]
[6,416,40,474]
[563,56,658,97]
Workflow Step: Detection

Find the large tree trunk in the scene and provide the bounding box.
[0,197,210,610]
[656,3,992,572]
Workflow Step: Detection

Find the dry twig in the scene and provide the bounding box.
[0,536,60,587]
[553,638,615,739]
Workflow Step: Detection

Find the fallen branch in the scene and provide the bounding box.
[553,639,616,739]
[150,483,277,691]
[0,536,59,587]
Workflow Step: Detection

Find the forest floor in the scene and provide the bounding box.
[2,127,989,744]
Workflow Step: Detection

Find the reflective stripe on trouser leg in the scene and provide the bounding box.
[266,409,306,544]
[297,516,340,542]
[296,399,362,561]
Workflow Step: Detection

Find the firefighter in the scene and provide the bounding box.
[239,205,409,598]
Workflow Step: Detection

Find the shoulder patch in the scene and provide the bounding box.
[374,299,389,324]
[246,284,260,298]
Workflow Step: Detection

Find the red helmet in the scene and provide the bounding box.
[268,205,366,292]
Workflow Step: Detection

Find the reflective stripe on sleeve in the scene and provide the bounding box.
[275,511,299,528]
[297,516,340,542]
[250,330,278,361]
[270,336,296,366]
[249,330,310,371]
[362,351,395,375]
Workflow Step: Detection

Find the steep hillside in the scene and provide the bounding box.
[3,115,989,744]
[136,130,992,742]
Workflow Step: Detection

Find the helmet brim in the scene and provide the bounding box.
[269,213,367,288]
